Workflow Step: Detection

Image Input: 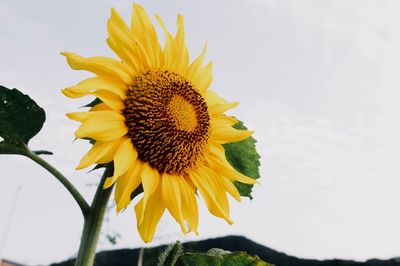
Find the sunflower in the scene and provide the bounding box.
[62,3,256,243]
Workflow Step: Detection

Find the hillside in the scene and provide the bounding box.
[50,235,400,266]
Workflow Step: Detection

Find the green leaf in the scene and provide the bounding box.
[82,97,102,108]
[177,249,273,266]
[32,150,53,155]
[158,241,183,266]
[207,248,231,257]
[130,184,143,201]
[221,252,272,266]
[0,85,46,154]
[223,121,260,199]
[177,252,221,266]
[89,163,107,173]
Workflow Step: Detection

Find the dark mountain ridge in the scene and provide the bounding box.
[50,235,400,266]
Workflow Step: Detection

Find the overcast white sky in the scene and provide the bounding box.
[1,0,400,265]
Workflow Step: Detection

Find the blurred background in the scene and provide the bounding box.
[1,0,400,265]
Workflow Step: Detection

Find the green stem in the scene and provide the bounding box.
[75,165,114,266]
[24,146,90,215]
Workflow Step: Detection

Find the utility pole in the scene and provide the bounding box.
[0,185,22,264]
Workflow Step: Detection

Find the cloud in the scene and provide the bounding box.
[2,0,400,264]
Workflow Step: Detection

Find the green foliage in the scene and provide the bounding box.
[177,249,273,266]
[0,86,46,154]
[156,242,273,266]
[83,97,102,108]
[130,184,143,201]
[158,242,183,266]
[89,163,107,172]
[223,121,260,199]
[33,150,53,155]
[177,252,219,266]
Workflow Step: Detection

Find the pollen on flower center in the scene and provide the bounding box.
[124,70,210,175]
[168,95,198,132]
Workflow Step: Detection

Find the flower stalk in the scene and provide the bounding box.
[24,144,114,266]
[75,165,114,266]
[24,146,90,215]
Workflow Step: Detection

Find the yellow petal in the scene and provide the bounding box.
[204,167,230,215]
[89,103,112,112]
[76,138,123,170]
[211,114,238,127]
[131,4,162,68]
[91,90,125,110]
[177,176,199,234]
[66,110,124,123]
[62,76,126,99]
[190,166,233,224]
[104,138,138,189]
[212,125,253,144]
[75,116,128,142]
[115,161,143,212]
[107,8,145,74]
[207,143,257,185]
[204,90,226,106]
[209,101,239,115]
[66,112,92,122]
[156,14,189,74]
[113,138,138,176]
[186,43,207,87]
[205,91,238,115]
[139,163,160,224]
[162,174,186,233]
[96,139,124,164]
[61,52,133,85]
[172,15,190,74]
[134,186,165,243]
[190,62,213,93]
[155,14,176,70]
[213,174,241,202]
[106,37,139,76]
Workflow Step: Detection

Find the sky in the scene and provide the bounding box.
[1,0,400,264]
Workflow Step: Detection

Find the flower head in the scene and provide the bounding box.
[63,3,256,242]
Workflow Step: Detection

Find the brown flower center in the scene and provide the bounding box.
[124,70,210,175]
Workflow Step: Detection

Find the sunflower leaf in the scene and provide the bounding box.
[0,85,46,155]
[223,121,260,199]
[176,250,273,266]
